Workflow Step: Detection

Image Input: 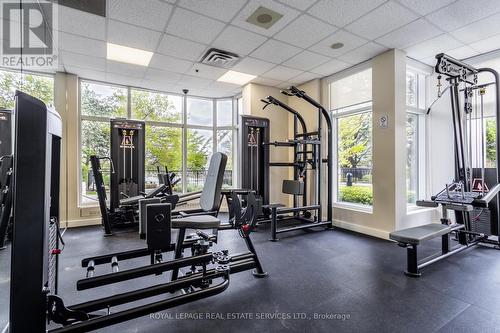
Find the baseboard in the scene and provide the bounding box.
[62,218,101,228]
[333,219,390,240]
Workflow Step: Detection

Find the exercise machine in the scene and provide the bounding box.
[240,115,270,218]
[0,108,12,157]
[255,87,333,241]
[110,119,145,212]
[90,155,177,236]
[7,91,267,333]
[390,54,500,277]
[0,155,13,249]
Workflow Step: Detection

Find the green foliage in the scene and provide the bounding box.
[407,191,416,204]
[0,71,53,109]
[338,112,371,168]
[486,118,496,167]
[339,186,373,205]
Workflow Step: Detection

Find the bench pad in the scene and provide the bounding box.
[172,215,220,229]
[389,224,451,245]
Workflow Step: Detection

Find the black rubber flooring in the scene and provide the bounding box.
[1,219,500,332]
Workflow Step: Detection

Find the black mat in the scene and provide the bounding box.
[1,219,500,332]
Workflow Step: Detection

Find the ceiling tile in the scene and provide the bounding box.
[212,26,267,56]
[376,18,442,49]
[446,46,479,60]
[143,68,183,84]
[177,0,247,22]
[157,34,207,62]
[60,51,105,71]
[250,39,302,64]
[449,13,500,44]
[275,82,290,89]
[64,65,106,81]
[140,80,179,93]
[311,58,351,76]
[419,56,436,66]
[107,20,162,51]
[106,61,147,78]
[282,50,330,71]
[178,75,213,89]
[166,8,226,44]
[275,0,318,10]
[106,73,143,87]
[232,0,300,37]
[337,42,387,64]
[262,65,303,81]
[209,81,241,90]
[288,72,322,85]
[186,63,228,80]
[57,5,105,40]
[405,34,463,60]
[309,29,367,57]
[251,76,282,86]
[231,57,277,75]
[274,14,337,48]
[108,0,173,31]
[308,0,386,28]
[344,1,418,40]
[149,54,193,73]
[426,0,500,32]
[59,32,106,58]
[396,0,455,15]
[470,34,500,54]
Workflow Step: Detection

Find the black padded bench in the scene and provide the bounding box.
[389,223,452,277]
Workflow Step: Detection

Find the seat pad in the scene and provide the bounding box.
[172,215,220,229]
[389,223,451,245]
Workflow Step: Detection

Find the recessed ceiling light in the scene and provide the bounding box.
[331,42,344,49]
[247,6,283,29]
[217,70,256,85]
[106,43,153,66]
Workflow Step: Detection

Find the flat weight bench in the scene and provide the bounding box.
[389,223,451,277]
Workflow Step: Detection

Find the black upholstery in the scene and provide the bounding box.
[389,223,451,245]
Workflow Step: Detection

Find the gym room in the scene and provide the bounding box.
[1,0,500,332]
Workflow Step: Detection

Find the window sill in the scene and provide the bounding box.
[333,202,373,214]
[406,205,436,215]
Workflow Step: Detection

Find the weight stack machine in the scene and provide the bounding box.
[110,119,145,212]
[241,115,269,217]
[0,109,12,250]
[0,109,12,157]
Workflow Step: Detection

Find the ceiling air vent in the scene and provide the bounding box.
[247,6,283,29]
[199,48,240,68]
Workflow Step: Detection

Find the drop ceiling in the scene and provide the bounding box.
[4,0,500,97]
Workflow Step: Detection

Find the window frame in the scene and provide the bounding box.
[78,78,238,207]
[406,66,428,209]
[328,64,374,210]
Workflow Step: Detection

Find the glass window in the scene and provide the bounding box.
[330,67,373,207]
[0,70,53,109]
[406,68,427,206]
[406,71,417,107]
[217,130,233,188]
[81,82,127,118]
[80,120,110,204]
[187,97,213,126]
[330,68,372,111]
[145,126,182,190]
[131,89,182,123]
[486,118,497,167]
[406,113,418,204]
[79,79,237,204]
[337,111,373,206]
[186,129,213,192]
[217,99,233,126]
